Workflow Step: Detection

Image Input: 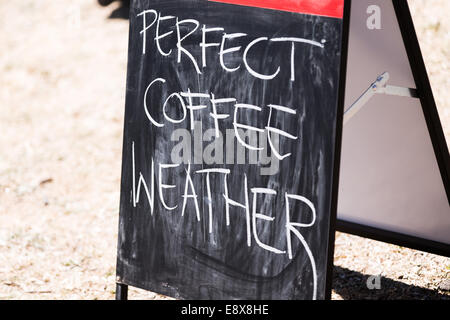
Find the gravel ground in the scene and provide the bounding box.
[0,0,448,300]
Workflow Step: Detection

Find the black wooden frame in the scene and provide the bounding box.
[325,0,351,300]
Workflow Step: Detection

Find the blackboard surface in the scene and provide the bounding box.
[116,0,347,300]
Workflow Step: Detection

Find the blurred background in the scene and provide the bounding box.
[0,0,448,299]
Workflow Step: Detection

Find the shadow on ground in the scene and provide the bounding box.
[98,0,130,19]
[333,266,449,300]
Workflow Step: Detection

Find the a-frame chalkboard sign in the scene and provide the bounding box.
[116,0,350,300]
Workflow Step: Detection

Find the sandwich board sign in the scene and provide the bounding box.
[116,0,349,300]
[337,0,450,257]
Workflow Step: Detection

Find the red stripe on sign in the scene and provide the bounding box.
[208,0,344,18]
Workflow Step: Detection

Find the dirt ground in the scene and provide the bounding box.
[0,0,448,300]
